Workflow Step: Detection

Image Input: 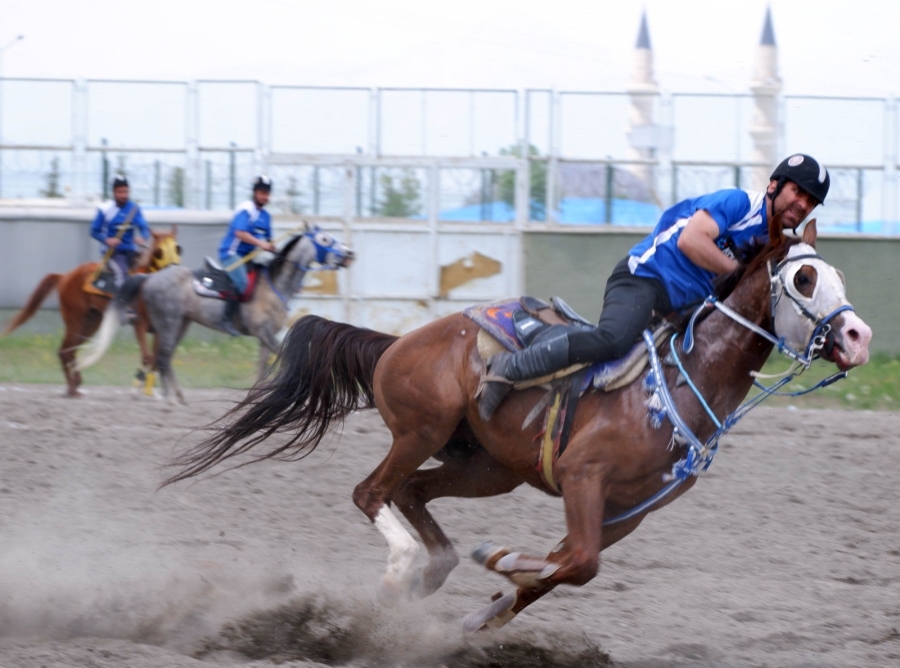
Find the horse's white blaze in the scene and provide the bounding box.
[837,311,872,367]
[373,506,419,586]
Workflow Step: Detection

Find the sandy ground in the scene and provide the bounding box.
[0,383,898,668]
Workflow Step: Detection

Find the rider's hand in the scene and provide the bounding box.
[106,237,122,248]
[262,241,276,252]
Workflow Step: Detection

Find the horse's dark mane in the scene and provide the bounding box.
[269,234,303,280]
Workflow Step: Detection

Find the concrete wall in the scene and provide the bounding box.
[524,228,899,354]
[0,207,231,309]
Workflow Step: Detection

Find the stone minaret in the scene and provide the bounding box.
[749,7,782,191]
[626,11,658,188]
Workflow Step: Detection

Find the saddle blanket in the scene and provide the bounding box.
[192,261,259,302]
[464,297,671,393]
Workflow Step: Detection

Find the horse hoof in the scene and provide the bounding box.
[471,541,508,566]
[461,591,517,633]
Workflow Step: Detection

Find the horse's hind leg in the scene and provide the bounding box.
[352,414,464,603]
[155,317,190,404]
[392,447,523,598]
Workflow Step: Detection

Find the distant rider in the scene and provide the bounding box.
[478,154,831,419]
[90,174,150,291]
[218,175,277,336]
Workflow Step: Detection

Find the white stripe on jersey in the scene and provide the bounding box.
[628,218,690,274]
[727,191,766,232]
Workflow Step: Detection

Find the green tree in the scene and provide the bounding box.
[496,143,547,219]
[377,169,422,218]
[168,167,185,207]
[41,157,64,198]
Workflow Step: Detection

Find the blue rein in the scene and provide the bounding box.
[602,297,852,527]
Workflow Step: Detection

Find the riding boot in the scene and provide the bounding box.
[478,326,573,421]
[220,296,242,337]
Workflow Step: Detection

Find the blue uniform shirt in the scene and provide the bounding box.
[219,201,272,258]
[628,188,768,310]
[90,200,150,253]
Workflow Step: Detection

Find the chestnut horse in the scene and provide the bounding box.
[166,219,871,631]
[1,228,180,396]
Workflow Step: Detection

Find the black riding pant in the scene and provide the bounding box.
[567,257,672,364]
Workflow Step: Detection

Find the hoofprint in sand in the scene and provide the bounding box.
[0,384,898,667]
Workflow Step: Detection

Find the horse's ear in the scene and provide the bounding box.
[302,219,310,233]
[768,211,785,247]
[802,219,818,247]
[170,224,178,237]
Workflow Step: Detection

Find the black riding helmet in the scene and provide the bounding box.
[112,174,129,189]
[253,175,273,192]
[769,154,829,206]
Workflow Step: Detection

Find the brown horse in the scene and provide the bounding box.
[166,219,871,631]
[2,228,180,396]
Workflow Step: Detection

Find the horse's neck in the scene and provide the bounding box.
[133,246,152,271]
[257,262,306,311]
[682,270,775,416]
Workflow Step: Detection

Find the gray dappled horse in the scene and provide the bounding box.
[77,227,353,403]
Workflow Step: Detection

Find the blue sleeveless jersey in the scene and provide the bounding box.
[628,189,768,310]
[90,200,150,253]
[219,201,272,257]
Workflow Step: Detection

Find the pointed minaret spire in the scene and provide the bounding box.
[749,6,782,190]
[636,11,652,50]
[627,10,659,191]
[760,6,776,46]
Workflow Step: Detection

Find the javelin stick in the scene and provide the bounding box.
[222,224,307,272]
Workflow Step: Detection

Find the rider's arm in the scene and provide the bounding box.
[90,209,107,244]
[235,230,275,251]
[677,209,739,275]
[134,207,150,247]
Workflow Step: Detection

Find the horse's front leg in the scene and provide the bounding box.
[255,326,280,379]
[464,459,613,631]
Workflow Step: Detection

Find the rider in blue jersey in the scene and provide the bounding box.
[479,154,831,419]
[218,175,276,335]
[90,174,150,290]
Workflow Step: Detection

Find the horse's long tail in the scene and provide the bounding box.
[1,273,61,335]
[164,315,398,486]
[76,275,148,371]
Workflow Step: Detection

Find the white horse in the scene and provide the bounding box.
[78,226,354,403]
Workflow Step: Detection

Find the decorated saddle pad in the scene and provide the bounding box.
[464,297,671,392]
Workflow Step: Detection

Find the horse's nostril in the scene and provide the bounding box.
[846,328,860,343]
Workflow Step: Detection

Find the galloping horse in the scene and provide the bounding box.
[77,225,353,404]
[165,219,871,630]
[1,228,181,396]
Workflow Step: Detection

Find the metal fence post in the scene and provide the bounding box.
[605,161,613,224]
[101,137,109,199]
[72,78,88,203]
[856,168,864,232]
[228,142,236,210]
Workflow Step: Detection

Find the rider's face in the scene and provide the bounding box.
[253,189,270,207]
[113,186,129,206]
[768,180,818,229]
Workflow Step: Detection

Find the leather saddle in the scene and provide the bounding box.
[192,257,258,301]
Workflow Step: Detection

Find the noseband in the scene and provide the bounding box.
[767,253,855,363]
[683,252,855,367]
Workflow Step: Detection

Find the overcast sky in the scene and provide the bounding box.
[4,0,900,95]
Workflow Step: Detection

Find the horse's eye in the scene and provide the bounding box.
[795,273,810,287]
[314,232,333,247]
[176,245,183,255]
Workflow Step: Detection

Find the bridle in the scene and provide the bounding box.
[265,228,353,307]
[683,249,855,368]
[602,249,855,526]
